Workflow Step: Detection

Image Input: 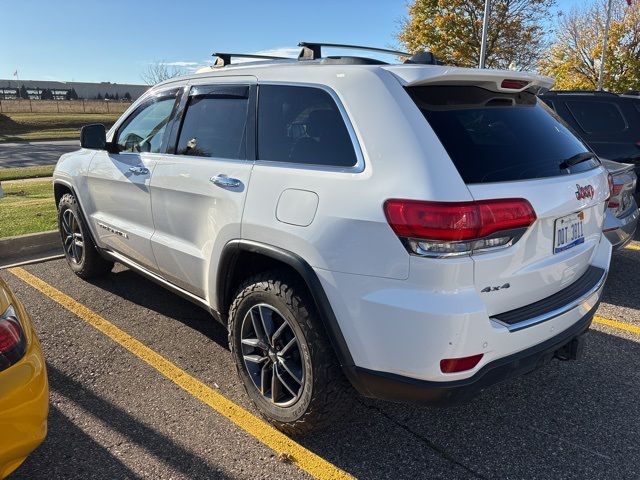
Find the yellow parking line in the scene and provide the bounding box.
[624,243,640,251]
[593,315,640,336]
[9,267,352,480]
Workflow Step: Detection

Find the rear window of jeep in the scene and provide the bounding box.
[407,86,599,184]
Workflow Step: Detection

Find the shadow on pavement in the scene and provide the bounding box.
[603,248,640,311]
[11,365,232,480]
[87,267,229,351]
[11,404,141,480]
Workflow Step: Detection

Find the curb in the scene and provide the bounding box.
[0,230,63,269]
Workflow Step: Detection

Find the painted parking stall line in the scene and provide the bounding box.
[624,243,640,252]
[8,267,352,480]
[593,315,640,336]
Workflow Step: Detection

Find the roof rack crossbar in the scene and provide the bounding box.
[297,42,411,60]
[212,52,289,67]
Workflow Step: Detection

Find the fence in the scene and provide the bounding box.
[0,99,132,114]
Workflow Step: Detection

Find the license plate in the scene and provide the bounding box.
[554,212,585,254]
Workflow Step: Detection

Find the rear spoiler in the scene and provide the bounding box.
[383,65,554,94]
[600,159,636,176]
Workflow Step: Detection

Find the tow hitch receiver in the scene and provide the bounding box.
[555,335,585,361]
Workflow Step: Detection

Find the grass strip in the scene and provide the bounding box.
[0,180,56,238]
[0,112,120,143]
[0,165,55,181]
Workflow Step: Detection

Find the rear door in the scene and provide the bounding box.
[149,77,256,299]
[407,85,609,315]
[86,87,181,270]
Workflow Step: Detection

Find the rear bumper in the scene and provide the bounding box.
[345,303,597,406]
[604,206,639,250]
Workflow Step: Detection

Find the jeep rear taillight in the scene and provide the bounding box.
[383,198,536,257]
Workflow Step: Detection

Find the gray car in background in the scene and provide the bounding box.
[602,159,639,249]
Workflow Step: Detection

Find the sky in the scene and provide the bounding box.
[0,0,584,85]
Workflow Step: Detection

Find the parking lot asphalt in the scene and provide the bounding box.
[3,243,640,480]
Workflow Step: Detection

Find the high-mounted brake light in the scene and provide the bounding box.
[384,198,536,257]
[501,79,529,90]
[0,305,26,372]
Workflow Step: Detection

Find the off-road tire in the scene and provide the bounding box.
[58,193,113,279]
[229,270,351,435]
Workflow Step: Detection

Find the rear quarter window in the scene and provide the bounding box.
[407,86,598,184]
[257,84,358,167]
[566,100,627,134]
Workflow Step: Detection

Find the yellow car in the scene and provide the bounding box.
[0,277,48,479]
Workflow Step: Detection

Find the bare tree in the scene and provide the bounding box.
[141,61,186,86]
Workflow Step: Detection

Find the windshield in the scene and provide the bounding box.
[407,86,600,183]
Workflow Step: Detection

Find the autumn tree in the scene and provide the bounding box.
[398,0,555,70]
[540,1,640,91]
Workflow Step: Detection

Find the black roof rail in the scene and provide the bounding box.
[297,42,411,60]
[212,52,289,67]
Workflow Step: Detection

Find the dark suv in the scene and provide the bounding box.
[539,91,640,174]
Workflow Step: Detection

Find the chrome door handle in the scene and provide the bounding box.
[128,166,149,175]
[210,174,241,189]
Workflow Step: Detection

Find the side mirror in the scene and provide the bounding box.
[80,124,107,150]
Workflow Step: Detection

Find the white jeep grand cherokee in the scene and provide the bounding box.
[53,43,612,434]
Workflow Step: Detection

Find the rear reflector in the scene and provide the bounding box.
[608,183,624,208]
[501,79,529,90]
[384,198,536,242]
[440,354,484,373]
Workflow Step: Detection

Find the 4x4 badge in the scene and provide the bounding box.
[481,283,510,293]
[575,184,594,200]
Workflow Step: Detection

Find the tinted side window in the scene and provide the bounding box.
[116,94,177,153]
[258,85,357,167]
[176,87,249,159]
[566,100,627,133]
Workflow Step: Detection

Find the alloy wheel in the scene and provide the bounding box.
[61,209,84,264]
[240,304,305,407]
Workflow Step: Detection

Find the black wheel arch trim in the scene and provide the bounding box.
[217,239,355,368]
[53,180,101,251]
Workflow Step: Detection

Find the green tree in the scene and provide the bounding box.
[398,0,555,70]
[96,93,102,100]
[104,93,111,100]
[123,91,131,101]
[19,84,28,99]
[540,2,640,91]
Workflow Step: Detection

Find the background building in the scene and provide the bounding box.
[0,79,148,100]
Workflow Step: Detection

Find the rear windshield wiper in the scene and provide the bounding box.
[559,152,597,169]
